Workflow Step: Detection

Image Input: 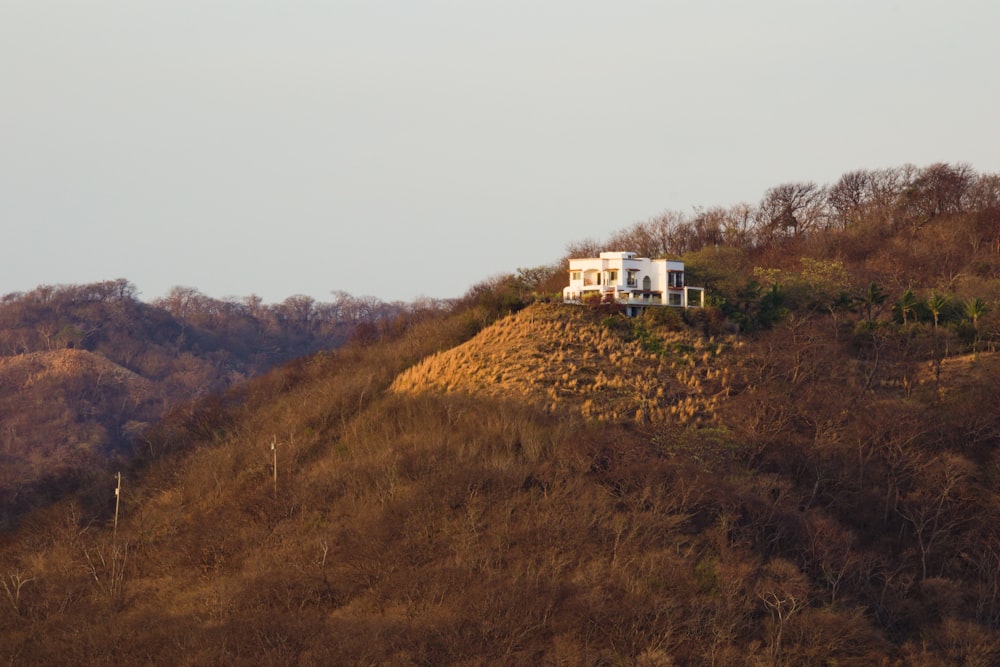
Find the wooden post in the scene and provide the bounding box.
[113,471,122,542]
[271,436,278,496]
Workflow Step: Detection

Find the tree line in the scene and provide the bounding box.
[564,162,999,259]
[0,280,449,359]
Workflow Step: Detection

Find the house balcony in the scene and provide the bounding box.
[562,287,662,306]
[618,293,664,305]
[562,286,704,310]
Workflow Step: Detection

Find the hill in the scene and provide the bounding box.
[0,281,435,529]
[2,162,1000,664]
[1,295,998,664]
[0,349,156,527]
[392,302,740,425]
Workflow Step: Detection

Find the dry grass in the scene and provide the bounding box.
[915,350,1000,395]
[391,303,742,426]
[0,348,153,397]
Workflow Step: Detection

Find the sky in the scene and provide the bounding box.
[2,1,998,305]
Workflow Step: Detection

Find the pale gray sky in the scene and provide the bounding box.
[2,1,998,304]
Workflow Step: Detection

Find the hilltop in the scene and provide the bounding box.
[392,303,741,425]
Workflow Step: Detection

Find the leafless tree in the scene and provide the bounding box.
[757,182,828,243]
[898,454,976,580]
[895,163,975,230]
[1,569,33,617]
[828,169,873,229]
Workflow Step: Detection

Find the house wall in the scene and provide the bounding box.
[563,251,701,310]
[564,252,675,298]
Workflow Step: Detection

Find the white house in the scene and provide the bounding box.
[562,251,705,317]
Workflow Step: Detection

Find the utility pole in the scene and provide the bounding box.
[271,436,278,496]
[113,471,122,542]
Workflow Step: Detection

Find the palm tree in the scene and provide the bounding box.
[965,297,988,331]
[856,282,887,325]
[897,289,918,325]
[927,292,950,329]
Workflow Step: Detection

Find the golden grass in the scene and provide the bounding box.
[391,303,742,426]
[0,348,154,396]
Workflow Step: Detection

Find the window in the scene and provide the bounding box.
[626,270,638,287]
[570,271,581,282]
[607,270,618,284]
[669,293,682,306]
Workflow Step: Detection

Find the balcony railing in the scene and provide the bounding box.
[564,286,704,308]
[618,295,663,305]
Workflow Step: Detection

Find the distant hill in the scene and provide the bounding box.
[0,281,439,528]
[0,349,154,526]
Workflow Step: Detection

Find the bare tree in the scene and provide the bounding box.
[1,569,33,617]
[277,295,317,331]
[897,163,976,228]
[689,206,730,249]
[563,238,603,260]
[757,182,828,243]
[898,454,976,580]
[720,202,757,249]
[828,169,873,229]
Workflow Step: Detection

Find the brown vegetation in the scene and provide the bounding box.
[392,303,741,426]
[2,163,1000,664]
[0,282,444,528]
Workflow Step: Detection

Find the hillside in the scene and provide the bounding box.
[0,281,434,529]
[2,162,1000,664]
[1,294,998,664]
[0,349,156,527]
[392,303,740,425]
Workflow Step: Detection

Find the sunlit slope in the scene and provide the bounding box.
[392,302,742,425]
[0,348,153,396]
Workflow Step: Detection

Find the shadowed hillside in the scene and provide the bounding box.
[0,349,156,527]
[0,281,441,529]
